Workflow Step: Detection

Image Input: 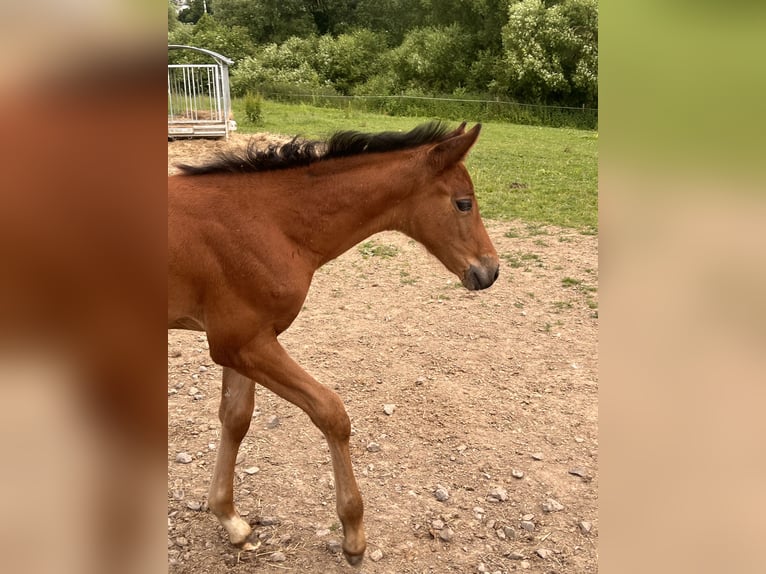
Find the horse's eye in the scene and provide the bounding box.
[456,199,473,212]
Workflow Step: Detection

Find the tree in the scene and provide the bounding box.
[420,0,508,53]
[307,0,358,36]
[353,0,426,44]
[499,0,597,107]
[215,0,317,44]
[168,1,180,32]
[386,25,472,94]
[168,13,255,64]
[314,30,388,94]
[178,0,212,24]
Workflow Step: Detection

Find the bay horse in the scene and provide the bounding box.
[168,121,499,565]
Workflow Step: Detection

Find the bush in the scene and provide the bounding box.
[231,54,325,97]
[243,92,264,124]
[313,30,388,95]
[386,25,472,94]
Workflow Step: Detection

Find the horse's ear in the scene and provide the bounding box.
[429,123,481,171]
[444,121,467,139]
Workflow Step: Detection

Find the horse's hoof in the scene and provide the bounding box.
[343,551,365,567]
[239,538,261,552]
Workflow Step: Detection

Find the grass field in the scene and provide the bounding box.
[231,99,598,230]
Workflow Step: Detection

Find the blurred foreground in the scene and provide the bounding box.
[0,3,166,574]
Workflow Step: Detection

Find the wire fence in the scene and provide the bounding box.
[252,89,598,130]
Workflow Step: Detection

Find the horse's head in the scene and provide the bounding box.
[406,123,499,291]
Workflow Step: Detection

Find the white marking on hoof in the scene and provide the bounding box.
[221,515,252,546]
[240,539,261,552]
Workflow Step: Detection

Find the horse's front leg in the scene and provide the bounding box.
[228,338,366,566]
[208,367,258,550]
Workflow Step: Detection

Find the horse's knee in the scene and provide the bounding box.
[315,392,351,441]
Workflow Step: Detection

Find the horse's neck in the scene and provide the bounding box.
[283,154,416,266]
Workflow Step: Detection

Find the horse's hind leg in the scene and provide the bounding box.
[207,367,257,550]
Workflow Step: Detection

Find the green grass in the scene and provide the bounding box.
[230,99,598,229]
[358,240,398,259]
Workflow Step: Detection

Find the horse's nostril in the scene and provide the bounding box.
[493,266,500,281]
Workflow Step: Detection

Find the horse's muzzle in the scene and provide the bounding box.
[463,260,500,291]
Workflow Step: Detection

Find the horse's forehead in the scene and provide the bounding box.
[439,163,473,187]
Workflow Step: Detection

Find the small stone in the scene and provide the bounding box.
[268,551,286,562]
[416,376,426,385]
[531,452,544,461]
[520,521,535,532]
[243,466,260,475]
[486,487,508,502]
[369,549,384,562]
[495,528,506,540]
[507,551,525,560]
[383,404,396,415]
[185,501,202,511]
[434,486,450,502]
[366,442,381,453]
[520,561,531,569]
[569,467,591,480]
[574,436,585,443]
[266,415,280,429]
[175,452,193,464]
[315,528,330,537]
[522,514,535,521]
[512,469,524,479]
[579,520,592,534]
[477,562,488,573]
[486,519,496,529]
[199,366,208,372]
[542,498,564,512]
[175,536,188,547]
[536,548,553,559]
[258,516,281,526]
[326,540,342,554]
[188,387,199,396]
[438,527,454,542]
[503,526,516,540]
[431,519,445,530]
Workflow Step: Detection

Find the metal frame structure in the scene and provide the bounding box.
[168,45,235,139]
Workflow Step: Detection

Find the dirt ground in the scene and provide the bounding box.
[168,134,598,573]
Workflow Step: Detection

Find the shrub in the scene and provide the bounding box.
[243,92,264,124]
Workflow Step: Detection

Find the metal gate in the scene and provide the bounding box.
[168,45,236,139]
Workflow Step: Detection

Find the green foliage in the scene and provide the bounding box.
[230,37,327,97]
[314,30,388,95]
[178,0,211,24]
[168,14,255,64]
[387,25,472,94]
[169,0,599,128]
[499,0,598,107]
[243,92,264,124]
[353,0,426,44]
[215,0,317,44]
[168,1,180,32]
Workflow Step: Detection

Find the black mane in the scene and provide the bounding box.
[176,121,454,175]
